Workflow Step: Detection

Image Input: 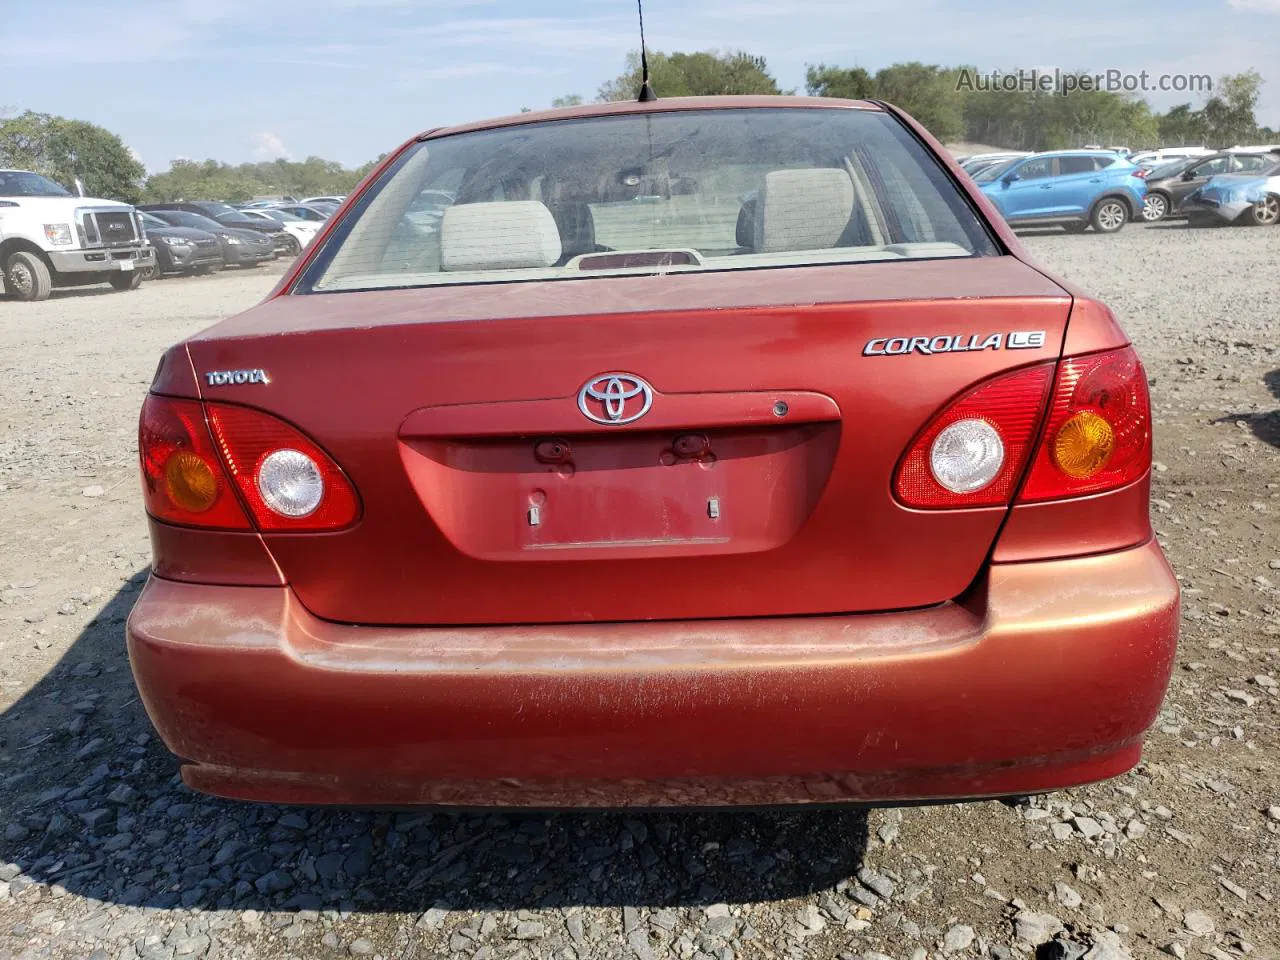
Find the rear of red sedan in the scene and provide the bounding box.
[127,97,1178,807]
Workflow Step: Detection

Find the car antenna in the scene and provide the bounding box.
[636,0,657,102]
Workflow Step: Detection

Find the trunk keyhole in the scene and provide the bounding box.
[672,433,711,459]
[534,439,573,464]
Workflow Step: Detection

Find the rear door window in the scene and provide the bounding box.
[1232,154,1269,172]
[1058,156,1096,175]
[300,108,999,293]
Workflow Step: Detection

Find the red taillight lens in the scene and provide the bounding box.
[895,363,1054,509]
[139,395,251,529]
[1019,346,1150,502]
[205,402,359,530]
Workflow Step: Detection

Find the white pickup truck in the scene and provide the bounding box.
[0,169,155,301]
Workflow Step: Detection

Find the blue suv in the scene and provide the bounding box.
[973,151,1147,234]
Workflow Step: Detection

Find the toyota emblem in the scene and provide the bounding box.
[577,373,653,425]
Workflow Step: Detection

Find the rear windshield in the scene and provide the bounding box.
[299,108,998,293]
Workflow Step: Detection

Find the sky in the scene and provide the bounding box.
[6,0,1280,171]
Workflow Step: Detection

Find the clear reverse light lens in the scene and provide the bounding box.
[929,419,1005,494]
[257,449,324,517]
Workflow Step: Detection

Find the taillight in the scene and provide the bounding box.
[205,402,359,530]
[1019,346,1150,502]
[139,396,359,531]
[895,363,1054,509]
[139,395,251,529]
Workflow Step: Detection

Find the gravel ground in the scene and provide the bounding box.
[1,225,1278,960]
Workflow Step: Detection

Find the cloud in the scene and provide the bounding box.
[251,132,291,160]
[1227,0,1280,9]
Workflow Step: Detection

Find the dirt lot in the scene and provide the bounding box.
[1,226,1278,960]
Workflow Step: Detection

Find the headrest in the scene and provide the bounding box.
[752,169,856,253]
[440,201,562,272]
[547,201,596,260]
[735,197,757,249]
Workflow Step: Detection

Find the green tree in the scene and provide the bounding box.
[1156,103,1206,146]
[1014,80,1158,151]
[872,62,968,141]
[805,64,876,100]
[551,94,585,108]
[1199,70,1264,146]
[807,62,967,141]
[143,156,374,203]
[0,111,145,201]
[598,50,785,101]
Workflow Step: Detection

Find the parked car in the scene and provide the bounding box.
[1181,155,1280,226]
[300,195,345,206]
[242,197,297,208]
[402,188,455,234]
[138,201,292,255]
[1140,151,1280,221]
[1128,147,1212,168]
[265,203,331,222]
[127,96,1177,809]
[239,208,319,253]
[0,169,153,301]
[958,152,1030,176]
[143,209,276,267]
[974,150,1146,233]
[138,212,223,278]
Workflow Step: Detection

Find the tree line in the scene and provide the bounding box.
[1,53,1273,204]
[0,111,380,204]
[591,54,1274,151]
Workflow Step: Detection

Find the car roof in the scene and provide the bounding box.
[419,95,882,140]
[1023,150,1125,158]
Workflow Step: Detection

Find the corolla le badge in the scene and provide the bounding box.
[578,373,653,425]
[863,331,1046,356]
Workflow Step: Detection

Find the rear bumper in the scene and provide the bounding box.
[127,540,1179,808]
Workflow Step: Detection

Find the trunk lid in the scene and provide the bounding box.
[187,256,1070,625]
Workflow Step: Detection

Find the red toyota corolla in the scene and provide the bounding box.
[127,96,1178,808]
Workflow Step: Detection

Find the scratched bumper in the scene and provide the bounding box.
[126,540,1178,807]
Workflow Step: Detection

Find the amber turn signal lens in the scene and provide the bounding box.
[1052,411,1115,479]
[164,450,218,513]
